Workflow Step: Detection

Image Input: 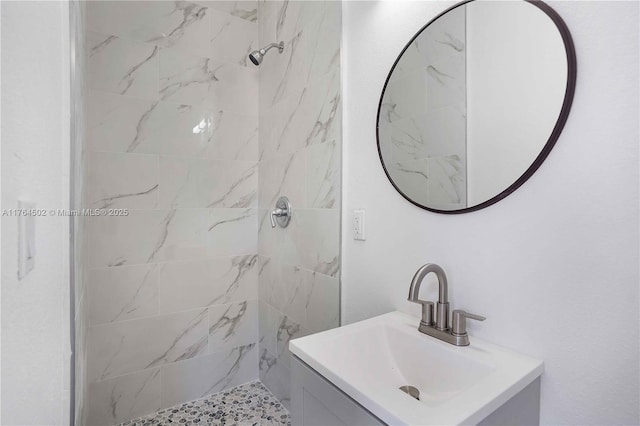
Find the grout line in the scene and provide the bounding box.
[89,298,261,329]
[85,252,260,272]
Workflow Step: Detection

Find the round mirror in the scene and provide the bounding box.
[377,0,576,213]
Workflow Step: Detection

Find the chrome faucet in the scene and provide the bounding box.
[270,196,292,228]
[408,263,485,346]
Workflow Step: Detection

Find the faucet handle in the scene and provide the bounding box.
[270,196,292,228]
[452,310,485,336]
[411,300,434,326]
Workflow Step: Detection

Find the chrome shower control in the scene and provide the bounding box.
[270,196,292,228]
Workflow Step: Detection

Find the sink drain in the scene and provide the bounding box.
[399,385,420,400]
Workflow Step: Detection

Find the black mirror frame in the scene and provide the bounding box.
[376,0,577,214]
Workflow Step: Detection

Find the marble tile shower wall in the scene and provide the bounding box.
[256,1,342,409]
[83,2,261,425]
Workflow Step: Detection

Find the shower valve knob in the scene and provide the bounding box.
[270,196,292,228]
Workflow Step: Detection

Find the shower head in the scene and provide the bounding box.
[249,41,284,66]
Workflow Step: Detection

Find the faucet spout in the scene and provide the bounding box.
[408,263,449,331]
[408,263,448,303]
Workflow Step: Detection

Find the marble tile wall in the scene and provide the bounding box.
[83,2,260,424]
[256,0,342,410]
[379,5,467,210]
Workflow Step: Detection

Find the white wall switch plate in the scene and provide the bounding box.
[18,200,36,280]
[354,209,366,241]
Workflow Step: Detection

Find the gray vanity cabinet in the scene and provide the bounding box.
[291,355,541,426]
[291,356,385,426]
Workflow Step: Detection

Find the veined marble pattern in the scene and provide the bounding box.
[86,151,159,209]
[87,2,206,50]
[258,208,340,277]
[88,368,161,426]
[391,5,465,82]
[262,1,323,44]
[210,9,258,67]
[208,300,258,352]
[83,0,340,421]
[379,3,467,209]
[258,300,279,356]
[388,155,467,210]
[87,300,262,422]
[87,211,163,268]
[159,157,257,208]
[306,140,340,209]
[305,270,339,335]
[201,1,258,23]
[87,31,159,99]
[158,255,258,314]
[123,3,211,58]
[259,150,306,210]
[148,209,211,262]
[119,381,289,426]
[160,344,258,408]
[295,209,340,277]
[159,48,258,115]
[384,105,466,163]
[306,2,341,84]
[259,262,307,326]
[259,2,340,110]
[88,308,209,382]
[87,91,210,156]
[86,1,261,424]
[206,110,258,161]
[275,314,307,370]
[87,91,259,160]
[387,159,430,207]
[208,209,258,257]
[258,304,307,410]
[257,255,338,404]
[427,155,467,208]
[88,209,210,268]
[381,68,430,124]
[88,264,159,326]
[87,1,257,65]
[258,1,339,58]
[425,54,466,111]
[260,66,341,160]
[382,35,465,123]
[257,146,334,215]
[258,259,339,337]
[257,2,342,411]
[259,346,291,409]
[259,74,341,412]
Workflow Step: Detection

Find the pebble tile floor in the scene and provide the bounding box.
[119,381,290,426]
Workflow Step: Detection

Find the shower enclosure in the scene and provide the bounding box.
[72,1,342,424]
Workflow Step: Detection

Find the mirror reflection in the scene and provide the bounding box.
[377,0,574,212]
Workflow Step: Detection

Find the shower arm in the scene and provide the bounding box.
[261,42,284,54]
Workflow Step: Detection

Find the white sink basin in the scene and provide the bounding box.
[290,311,543,425]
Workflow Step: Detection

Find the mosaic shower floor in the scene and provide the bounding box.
[119,381,290,426]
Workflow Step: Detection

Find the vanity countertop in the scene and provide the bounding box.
[290,311,544,425]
